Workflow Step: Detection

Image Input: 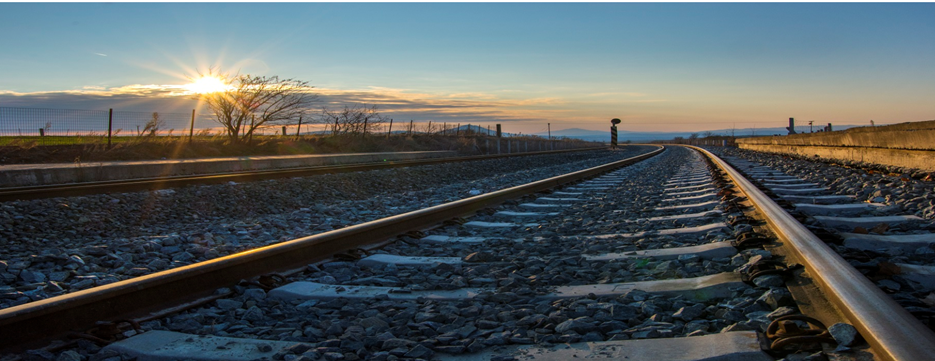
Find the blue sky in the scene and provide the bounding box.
[1,3,933,134]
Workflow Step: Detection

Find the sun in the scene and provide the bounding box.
[185,76,231,94]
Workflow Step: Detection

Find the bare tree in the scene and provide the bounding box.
[200,72,317,143]
[319,104,385,135]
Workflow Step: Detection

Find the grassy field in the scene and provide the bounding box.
[0,133,598,164]
[0,135,218,146]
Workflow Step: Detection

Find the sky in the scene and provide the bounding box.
[1,2,933,134]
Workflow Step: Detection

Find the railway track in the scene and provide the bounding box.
[2,145,935,361]
[0,147,601,202]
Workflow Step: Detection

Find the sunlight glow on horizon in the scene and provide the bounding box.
[184,76,232,94]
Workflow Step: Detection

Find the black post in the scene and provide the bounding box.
[296,116,303,138]
[282,126,287,136]
[548,123,551,150]
[107,108,114,149]
[188,109,195,142]
[39,128,44,137]
[387,118,393,138]
[496,124,502,154]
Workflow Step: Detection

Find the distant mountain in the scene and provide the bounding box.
[534,125,860,142]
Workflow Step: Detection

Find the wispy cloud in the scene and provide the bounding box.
[94,53,108,57]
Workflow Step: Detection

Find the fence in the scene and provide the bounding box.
[0,107,194,146]
[1,107,593,152]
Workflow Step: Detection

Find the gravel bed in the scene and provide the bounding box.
[0,148,658,309]
[33,146,817,361]
[707,146,935,333]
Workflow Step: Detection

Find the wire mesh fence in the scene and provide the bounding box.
[0,107,194,145]
[1,106,573,148]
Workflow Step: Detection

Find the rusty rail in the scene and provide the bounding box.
[692,146,935,361]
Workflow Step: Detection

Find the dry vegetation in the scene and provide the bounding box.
[0,133,596,165]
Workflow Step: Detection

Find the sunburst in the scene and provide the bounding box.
[185,75,231,94]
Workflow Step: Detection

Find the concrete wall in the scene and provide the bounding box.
[735,120,935,172]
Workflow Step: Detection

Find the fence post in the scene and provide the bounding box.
[107,108,114,149]
[296,116,303,138]
[387,118,393,138]
[282,126,287,136]
[456,123,460,136]
[188,109,195,142]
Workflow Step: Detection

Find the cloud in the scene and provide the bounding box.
[0,84,585,127]
[94,53,107,57]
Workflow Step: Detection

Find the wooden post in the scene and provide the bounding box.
[296,116,303,138]
[107,108,114,149]
[456,123,460,136]
[387,118,393,138]
[409,120,413,136]
[188,109,195,142]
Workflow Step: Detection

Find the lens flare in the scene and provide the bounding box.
[185,76,231,94]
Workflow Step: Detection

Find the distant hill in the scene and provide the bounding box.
[534,125,860,142]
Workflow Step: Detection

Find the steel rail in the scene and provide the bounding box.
[0,146,664,351]
[0,147,604,202]
[692,146,935,361]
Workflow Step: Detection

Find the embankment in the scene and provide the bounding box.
[735,120,935,172]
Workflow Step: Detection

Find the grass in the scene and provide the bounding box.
[0,133,598,164]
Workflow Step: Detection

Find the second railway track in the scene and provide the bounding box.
[2,145,935,360]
